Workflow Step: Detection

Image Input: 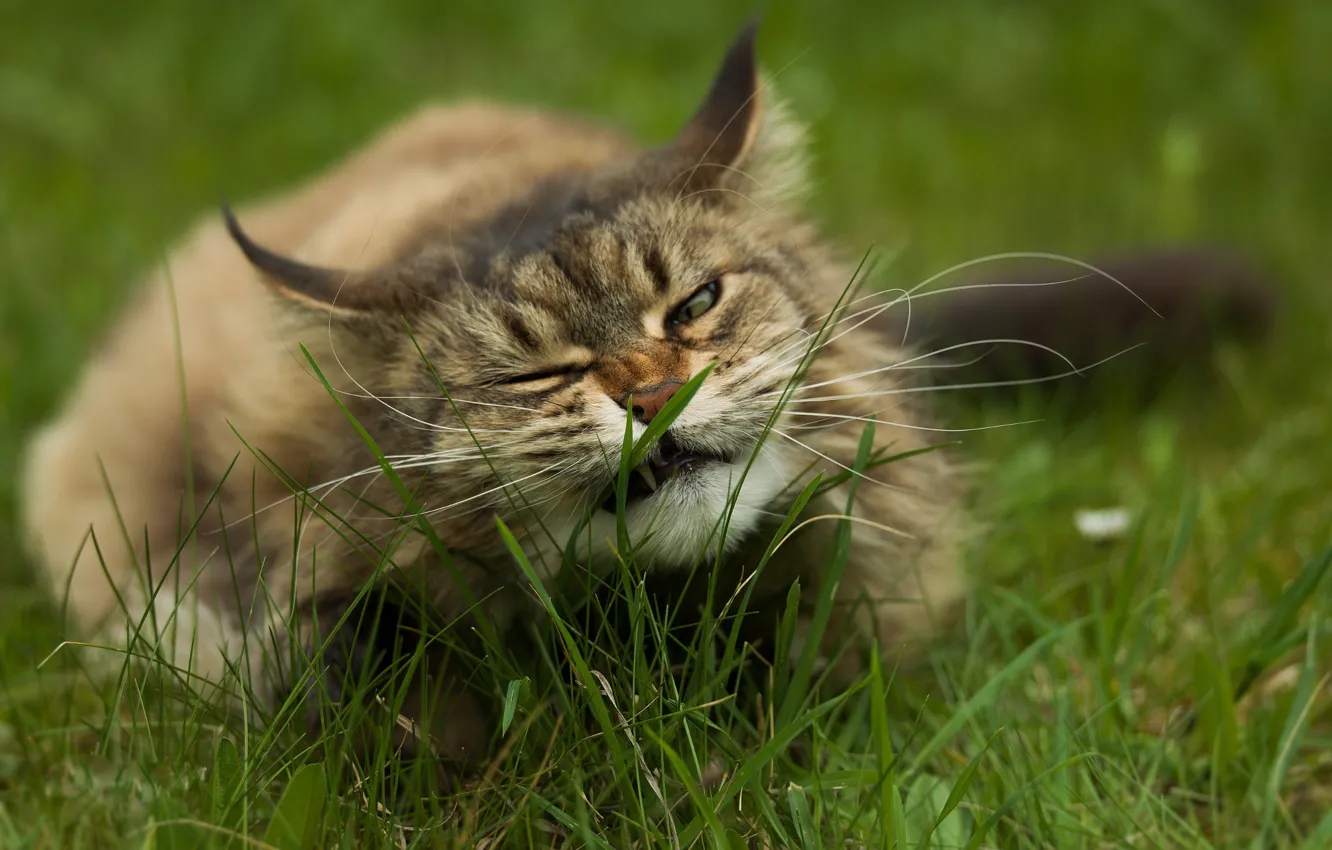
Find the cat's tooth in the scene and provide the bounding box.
[638,463,659,492]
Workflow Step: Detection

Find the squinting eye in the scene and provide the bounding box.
[668,279,721,326]
[497,364,586,385]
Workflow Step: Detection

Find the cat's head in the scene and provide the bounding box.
[225,22,858,569]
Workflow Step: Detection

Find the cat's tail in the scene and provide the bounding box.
[872,245,1280,391]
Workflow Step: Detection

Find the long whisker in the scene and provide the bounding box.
[400,470,576,533]
[775,337,1083,397]
[298,453,394,557]
[764,251,1160,383]
[898,272,1096,303]
[214,446,508,532]
[767,291,910,370]
[767,429,904,491]
[356,469,574,552]
[291,447,502,493]
[890,251,1162,317]
[784,344,1144,405]
[405,462,569,521]
[779,412,1041,433]
[313,223,427,426]
[767,270,1094,376]
[327,391,541,414]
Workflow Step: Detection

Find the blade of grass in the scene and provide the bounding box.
[495,517,636,815]
[778,420,877,729]
[909,621,1079,773]
[964,754,1096,850]
[650,729,727,849]
[867,644,900,847]
[1235,546,1332,703]
[1262,616,1325,834]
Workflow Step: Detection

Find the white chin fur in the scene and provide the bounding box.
[578,444,791,569]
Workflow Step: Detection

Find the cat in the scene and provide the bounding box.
[19,20,1274,769]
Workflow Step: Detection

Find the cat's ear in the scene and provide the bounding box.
[671,20,763,177]
[668,20,811,206]
[223,205,430,318]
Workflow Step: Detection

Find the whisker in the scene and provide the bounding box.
[767,429,903,491]
[767,291,910,369]
[776,337,1082,397]
[900,272,1095,303]
[406,462,569,521]
[358,470,574,550]
[213,446,509,532]
[298,455,393,557]
[762,251,1161,380]
[313,225,434,429]
[292,447,500,492]
[779,412,1040,433]
[891,251,1162,317]
[783,344,1144,404]
[328,391,541,414]
[412,471,575,530]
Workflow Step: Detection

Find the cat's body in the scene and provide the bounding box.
[20,24,1272,766]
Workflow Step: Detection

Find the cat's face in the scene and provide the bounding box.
[405,187,830,567]
[225,22,849,568]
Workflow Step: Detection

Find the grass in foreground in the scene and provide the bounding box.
[3,395,1329,849]
[3,0,1331,847]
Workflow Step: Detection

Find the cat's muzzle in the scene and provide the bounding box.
[600,435,733,513]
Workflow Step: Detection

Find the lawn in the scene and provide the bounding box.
[2,0,1330,847]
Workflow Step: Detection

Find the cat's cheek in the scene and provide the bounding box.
[669,380,729,431]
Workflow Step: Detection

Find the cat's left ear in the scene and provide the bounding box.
[667,19,810,206]
[222,205,434,319]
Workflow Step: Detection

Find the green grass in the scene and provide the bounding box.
[3,0,1331,846]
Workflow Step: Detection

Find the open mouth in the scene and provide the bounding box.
[600,443,732,513]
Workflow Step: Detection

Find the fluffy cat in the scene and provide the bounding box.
[19,21,1273,767]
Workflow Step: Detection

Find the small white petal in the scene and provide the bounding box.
[1074,507,1132,541]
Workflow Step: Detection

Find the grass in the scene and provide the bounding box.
[2,0,1331,846]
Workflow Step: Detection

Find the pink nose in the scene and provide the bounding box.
[621,381,683,423]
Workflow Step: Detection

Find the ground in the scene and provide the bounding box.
[2,1,1330,847]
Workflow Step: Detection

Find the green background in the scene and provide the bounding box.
[2,0,1329,845]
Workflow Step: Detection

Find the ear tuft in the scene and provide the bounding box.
[742,80,812,207]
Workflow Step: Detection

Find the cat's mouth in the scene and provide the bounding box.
[600,444,734,513]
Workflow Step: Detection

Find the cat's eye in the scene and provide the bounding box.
[668,280,721,327]
[497,364,586,386]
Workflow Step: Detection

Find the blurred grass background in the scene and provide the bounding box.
[2,0,1330,846]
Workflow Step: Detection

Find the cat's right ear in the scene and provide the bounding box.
[664,20,811,207]
[222,204,430,318]
[670,19,764,179]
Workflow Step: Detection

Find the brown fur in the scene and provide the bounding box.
[19,23,1270,767]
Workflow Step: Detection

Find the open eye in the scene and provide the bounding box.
[667,280,721,326]
[497,364,587,386]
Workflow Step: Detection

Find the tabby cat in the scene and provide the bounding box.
[19,21,1273,767]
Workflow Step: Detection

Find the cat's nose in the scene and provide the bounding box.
[619,380,683,423]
